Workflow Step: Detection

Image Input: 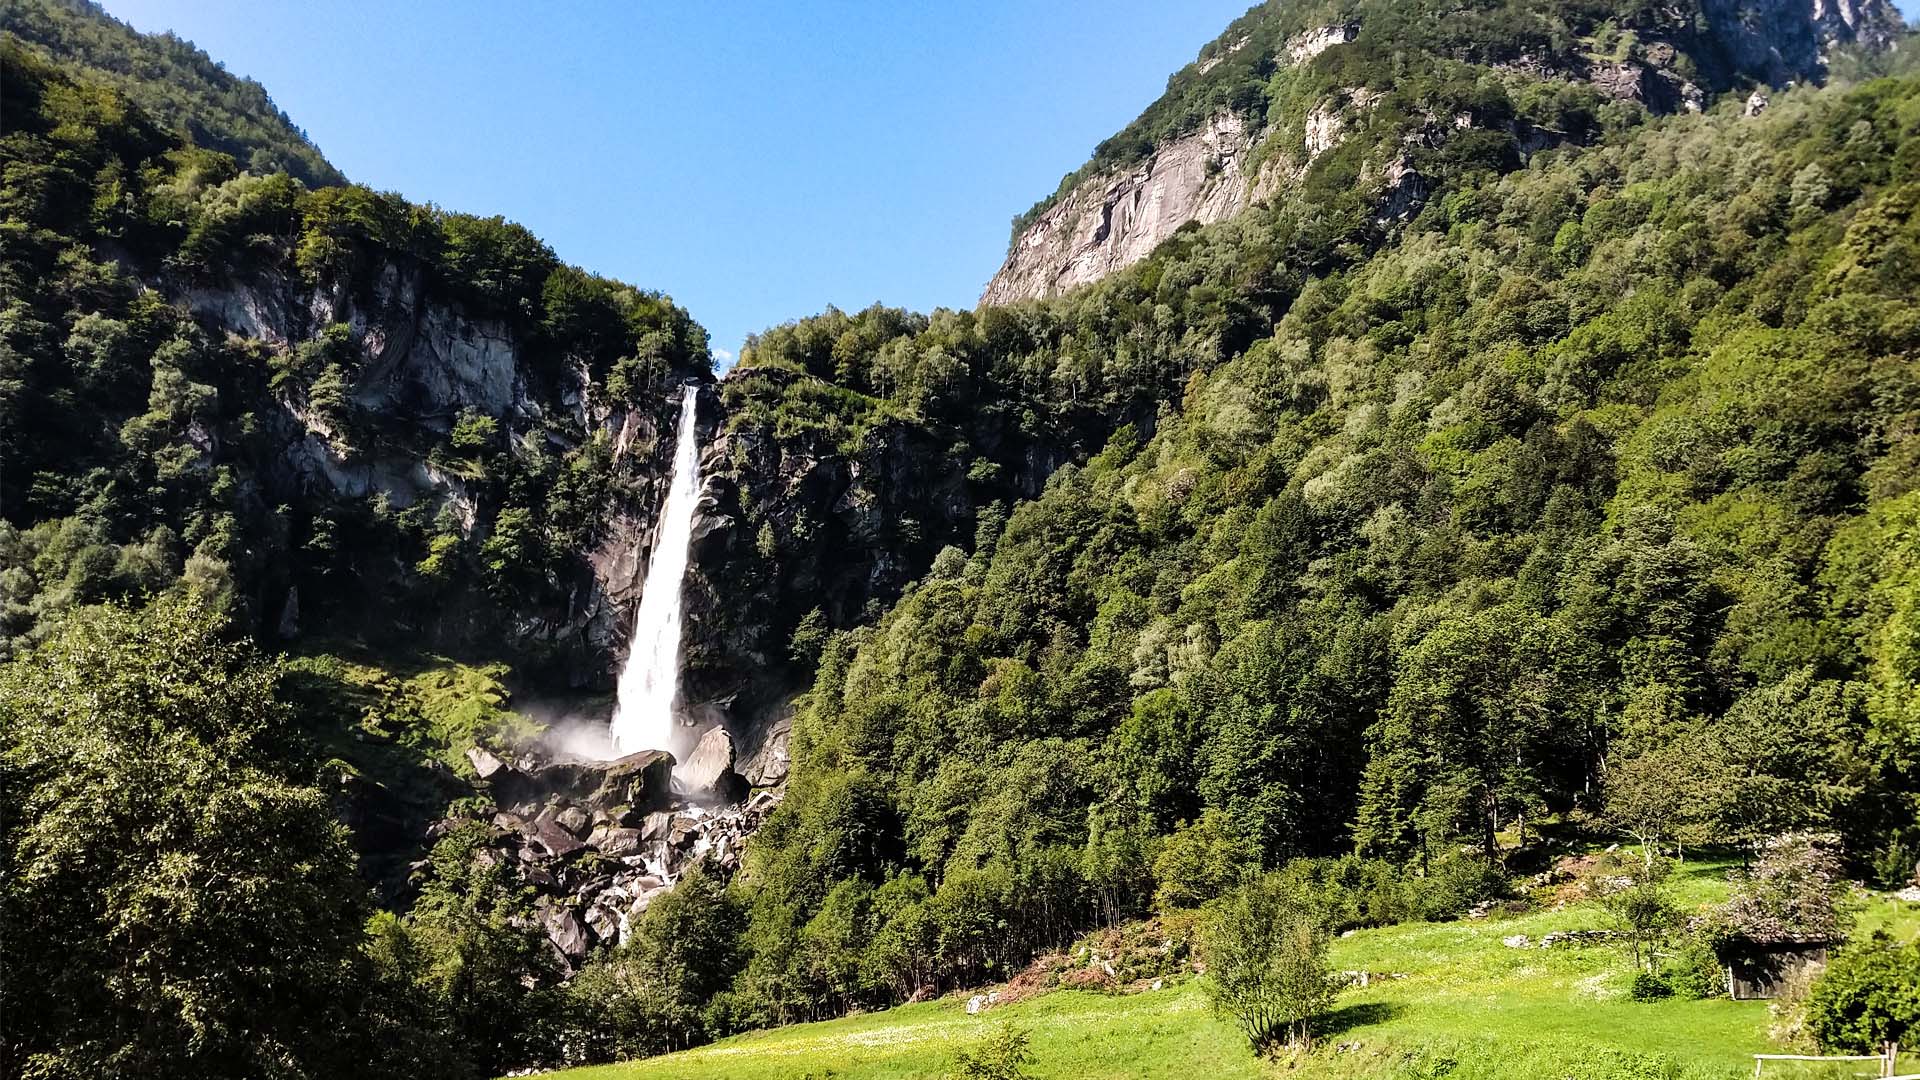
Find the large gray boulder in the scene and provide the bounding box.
[539,902,589,961]
[494,749,675,814]
[676,727,745,802]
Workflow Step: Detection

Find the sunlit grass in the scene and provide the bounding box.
[540,859,1920,1080]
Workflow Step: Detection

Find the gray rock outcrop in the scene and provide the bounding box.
[676,726,746,802]
[981,110,1270,306]
[424,746,783,972]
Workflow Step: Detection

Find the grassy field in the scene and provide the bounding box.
[542,860,1920,1080]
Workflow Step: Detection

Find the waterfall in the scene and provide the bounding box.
[611,389,701,756]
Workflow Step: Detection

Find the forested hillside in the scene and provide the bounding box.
[986,0,1904,302]
[1012,0,1904,240]
[4,1,1920,1078]
[0,39,709,668]
[0,37,711,1077]
[1,0,343,187]
[713,65,1920,1028]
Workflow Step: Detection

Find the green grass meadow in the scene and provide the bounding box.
[544,861,1919,1080]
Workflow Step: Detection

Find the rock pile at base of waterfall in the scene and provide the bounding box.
[674,726,748,802]
[419,745,781,972]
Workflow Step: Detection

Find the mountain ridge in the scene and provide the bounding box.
[983,0,1909,304]
[1,0,344,187]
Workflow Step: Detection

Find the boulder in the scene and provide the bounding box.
[595,828,646,858]
[585,902,622,944]
[667,814,703,848]
[466,745,511,780]
[677,727,746,801]
[640,810,675,841]
[554,805,591,837]
[495,749,675,814]
[524,813,585,860]
[740,707,793,787]
[540,903,589,961]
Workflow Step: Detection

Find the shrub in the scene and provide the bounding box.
[950,1021,1035,1080]
[1662,922,1731,1000]
[447,408,500,454]
[1416,853,1513,921]
[1725,833,1850,947]
[1203,875,1341,1051]
[1804,935,1920,1052]
[1768,959,1822,1050]
[1630,971,1673,1001]
[1867,831,1919,890]
[1596,860,1681,975]
[1153,810,1259,912]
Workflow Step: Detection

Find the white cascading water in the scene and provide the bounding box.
[610,389,701,756]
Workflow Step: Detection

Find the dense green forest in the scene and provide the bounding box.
[0,32,708,1080]
[1,0,343,187]
[5,2,1920,1078]
[718,63,1920,1031]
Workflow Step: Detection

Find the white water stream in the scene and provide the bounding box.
[610,390,700,756]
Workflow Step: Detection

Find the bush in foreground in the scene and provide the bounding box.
[1202,875,1341,1051]
[950,1021,1035,1080]
[1805,934,1920,1053]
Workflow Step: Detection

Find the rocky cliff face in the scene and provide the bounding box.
[1704,0,1905,85]
[672,409,983,766]
[981,110,1279,307]
[981,0,1905,306]
[175,260,706,677]
[665,369,1085,771]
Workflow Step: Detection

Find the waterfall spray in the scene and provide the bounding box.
[611,389,701,756]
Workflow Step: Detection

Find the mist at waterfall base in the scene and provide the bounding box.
[610,390,701,758]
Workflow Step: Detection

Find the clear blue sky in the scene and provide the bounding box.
[103,1,1256,365]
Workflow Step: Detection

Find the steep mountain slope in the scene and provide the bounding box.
[690,0,1912,765]
[0,40,709,677]
[5,2,1920,1078]
[722,47,1920,1032]
[2,0,344,187]
[983,0,1907,304]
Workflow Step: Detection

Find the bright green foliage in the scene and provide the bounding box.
[999,0,1908,247]
[537,860,1838,1080]
[0,597,368,1079]
[281,649,534,775]
[1203,874,1342,1049]
[1595,858,1682,976]
[723,68,1920,1043]
[1,0,344,186]
[950,1021,1037,1080]
[1151,810,1259,911]
[446,407,501,454]
[351,821,566,1078]
[1805,934,1920,1052]
[9,2,1920,1074]
[564,865,745,1063]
